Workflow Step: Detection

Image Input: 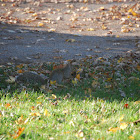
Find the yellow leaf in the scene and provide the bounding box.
[29,112,41,116]
[87,28,95,31]
[63,110,68,114]
[49,28,56,32]
[127,15,130,18]
[120,122,128,130]
[44,109,48,116]
[128,9,138,16]
[76,74,80,81]
[76,130,84,138]
[128,136,135,139]
[106,78,112,82]
[77,68,83,73]
[51,94,57,99]
[72,78,77,85]
[108,127,120,133]
[134,101,140,104]
[102,24,107,30]
[37,102,42,104]
[128,9,133,13]
[50,80,56,85]
[32,13,38,17]
[63,131,70,134]
[38,22,44,27]
[44,109,51,117]
[37,95,44,99]
[119,115,124,122]
[15,115,24,125]
[12,127,25,139]
[65,39,76,43]
[118,57,124,63]
[137,64,140,71]
[100,7,105,10]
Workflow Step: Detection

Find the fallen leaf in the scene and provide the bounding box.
[76,130,84,138]
[5,103,11,108]
[65,39,76,42]
[44,109,51,116]
[12,127,25,139]
[38,22,44,27]
[50,80,56,85]
[120,122,128,130]
[76,74,80,81]
[15,115,24,125]
[29,112,41,116]
[63,131,70,134]
[108,127,120,133]
[51,94,57,99]
[124,104,129,109]
[87,28,95,31]
[102,24,107,30]
[134,101,140,104]
[136,64,140,71]
[17,70,24,73]
[119,115,124,122]
[72,78,78,85]
[128,136,135,139]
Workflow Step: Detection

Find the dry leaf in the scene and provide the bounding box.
[108,127,120,133]
[44,109,51,117]
[72,78,78,85]
[29,112,41,116]
[38,22,44,27]
[87,28,95,31]
[50,80,56,85]
[66,39,76,43]
[15,115,24,125]
[119,115,124,122]
[76,130,84,138]
[102,24,107,30]
[124,104,129,109]
[76,74,80,81]
[17,70,24,73]
[51,94,57,99]
[120,122,128,130]
[12,127,25,139]
[128,136,135,139]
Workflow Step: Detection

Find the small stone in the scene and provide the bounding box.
[16,72,45,85]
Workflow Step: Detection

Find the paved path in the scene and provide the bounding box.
[0,1,140,64]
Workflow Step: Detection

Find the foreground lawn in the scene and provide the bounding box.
[0,90,140,140]
[0,54,140,139]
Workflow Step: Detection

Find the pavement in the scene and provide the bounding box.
[0,1,140,64]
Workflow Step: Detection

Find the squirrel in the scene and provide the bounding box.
[50,60,74,84]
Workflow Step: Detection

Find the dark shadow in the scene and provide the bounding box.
[0,23,139,64]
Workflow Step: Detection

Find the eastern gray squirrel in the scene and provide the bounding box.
[50,61,74,84]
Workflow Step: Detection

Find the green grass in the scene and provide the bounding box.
[0,91,140,140]
[0,56,140,139]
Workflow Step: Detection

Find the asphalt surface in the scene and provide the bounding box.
[0,1,140,64]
